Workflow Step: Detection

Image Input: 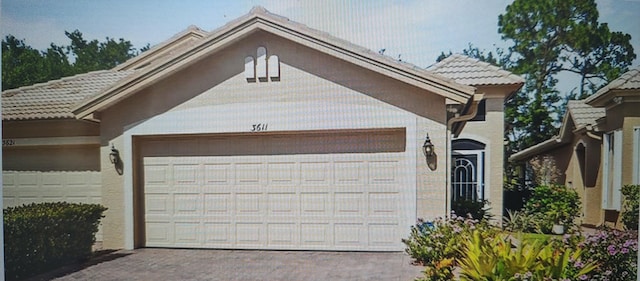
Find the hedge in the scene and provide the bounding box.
[3,202,107,280]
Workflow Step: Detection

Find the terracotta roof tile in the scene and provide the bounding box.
[2,70,134,121]
[567,100,605,128]
[427,54,524,86]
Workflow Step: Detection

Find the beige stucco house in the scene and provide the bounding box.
[2,7,522,251]
[510,67,640,228]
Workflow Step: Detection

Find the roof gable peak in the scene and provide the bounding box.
[72,7,476,119]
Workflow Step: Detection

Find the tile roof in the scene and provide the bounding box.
[2,70,134,121]
[566,100,605,128]
[427,54,525,86]
[510,99,605,162]
[585,67,640,103]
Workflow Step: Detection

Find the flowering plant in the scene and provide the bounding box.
[579,229,638,281]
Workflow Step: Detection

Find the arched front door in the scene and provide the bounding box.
[451,139,485,202]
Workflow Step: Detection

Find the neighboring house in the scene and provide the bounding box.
[2,7,521,251]
[510,67,640,228]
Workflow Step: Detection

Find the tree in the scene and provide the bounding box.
[1,36,49,90]
[498,0,635,189]
[65,30,136,73]
[2,30,142,90]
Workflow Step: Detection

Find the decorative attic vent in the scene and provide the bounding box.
[257,46,268,81]
[268,55,280,81]
[246,46,280,83]
[244,56,255,81]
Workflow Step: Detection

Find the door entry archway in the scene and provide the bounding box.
[451,139,485,202]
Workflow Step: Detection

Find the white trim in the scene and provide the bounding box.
[633,127,640,185]
[613,130,623,210]
[602,132,611,208]
[602,130,623,210]
[2,136,100,148]
[123,101,419,250]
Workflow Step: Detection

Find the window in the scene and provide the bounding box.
[602,130,622,210]
[470,100,486,121]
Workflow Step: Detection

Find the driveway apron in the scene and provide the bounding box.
[40,249,423,281]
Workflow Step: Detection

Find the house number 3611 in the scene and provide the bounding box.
[251,123,268,132]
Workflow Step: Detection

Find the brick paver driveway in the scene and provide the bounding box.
[33,249,423,281]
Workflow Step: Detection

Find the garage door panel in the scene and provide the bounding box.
[300,162,331,185]
[300,223,331,246]
[300,192,330,215]
[334,161,366,184]
[204,193,232,214]
[267,192,297,215]
[267,223,297,246]
[267,162,297,185]
[174,193,202,215]
[146,194,171,215]
[334,192,365,216]
[235,193,262,213]
[236,223,263,246]
[146,222,173,245]
[334,223,366,247]
[368,224,398,246]
[235,163,262,184]
[369,161,399,184]
[175,222,201,245]
[204,222,233,245]
[173,164,200,185]
[203,164,232,185]
[369,192,400,216]
[144,164,170,186]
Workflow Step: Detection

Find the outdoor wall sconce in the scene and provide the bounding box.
[422,133,437,171]
[422,134,435,157]
[109,144,123,175]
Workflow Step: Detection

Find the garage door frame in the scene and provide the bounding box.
[122,102,418,250]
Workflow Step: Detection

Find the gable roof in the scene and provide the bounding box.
[509,99,604,162]
[567,100,605,128]
[71,6,476,119]
[585,67,640,107]
[2,70,134,121]
[1,25,206,121]
[428,54,525,86]
[113,25,209,71]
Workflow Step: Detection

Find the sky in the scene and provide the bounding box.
[1,0,640,94]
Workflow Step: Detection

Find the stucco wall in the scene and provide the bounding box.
[2,119,103,239]
[554,135,603,226]
[96,31,451,249]
[452,97,505,222]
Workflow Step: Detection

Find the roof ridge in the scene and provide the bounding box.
[427,53,524,86]
[2,70,117,97]
[241,6,455,85]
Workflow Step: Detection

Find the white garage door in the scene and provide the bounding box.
[142,129,408,251]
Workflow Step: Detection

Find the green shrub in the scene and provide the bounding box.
[451,199,492,221]
[402,214,499,280]
[503,209,533,232]
[621,184,639,231]
[4,202,107,280]
[523,185,581,234]
[458,230,596,281]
